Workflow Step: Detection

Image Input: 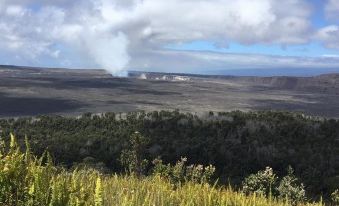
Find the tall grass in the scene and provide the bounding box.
[0,134,324,206]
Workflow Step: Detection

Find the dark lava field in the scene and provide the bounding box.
[1,65,339,118]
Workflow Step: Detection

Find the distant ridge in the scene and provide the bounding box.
[128,70,339,80]
[0,65,110,79]
[0,64,106,73]
[129,71,339,94]
[1,64,339,78]
[1,65,339,93]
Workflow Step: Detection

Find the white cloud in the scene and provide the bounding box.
[316,25,339,49]
[129,0,312,45]
[0,0,337,75]
[0,1,132,74]
[5,5,25,16]
[316,0,339,49]
[325,0,339,20]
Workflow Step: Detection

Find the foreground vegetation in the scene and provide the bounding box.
[0,110,338,201]
[0,135,325,205]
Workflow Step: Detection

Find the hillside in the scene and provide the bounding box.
[0,110,338,201]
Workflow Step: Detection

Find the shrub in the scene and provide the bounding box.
[172,157,187,183]
[243,166,307,204]
[331,189,339,205]
[242,167,278,197]
[277,166,306,205]
[152,157,216,184]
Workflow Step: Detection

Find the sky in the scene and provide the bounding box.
[0,0,339,76]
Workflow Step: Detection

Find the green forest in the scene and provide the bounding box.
[0,110,338,205]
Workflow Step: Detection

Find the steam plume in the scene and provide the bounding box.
[84,32,130,76]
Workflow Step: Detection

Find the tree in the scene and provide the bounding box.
[120,132,149,176]
[277,166,305,205]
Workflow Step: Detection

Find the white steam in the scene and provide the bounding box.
[84,32,130,76]
[0,0,133,76]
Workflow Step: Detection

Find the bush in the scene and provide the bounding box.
[243,166,306,204]
[277,166,306,205]
[151,158,172,179]
[331,189,339,205]
[242,167,278,197]
[152,157,216,184]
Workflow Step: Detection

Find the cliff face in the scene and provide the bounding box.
[0,65,111,79]
[129,71,339,94]
[214,74,339,94]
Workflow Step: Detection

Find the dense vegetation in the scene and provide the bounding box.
[0,110,338,201]
[0,135,325,205]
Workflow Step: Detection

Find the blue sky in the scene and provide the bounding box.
[166,41,339,58]
[0,0,339,76]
